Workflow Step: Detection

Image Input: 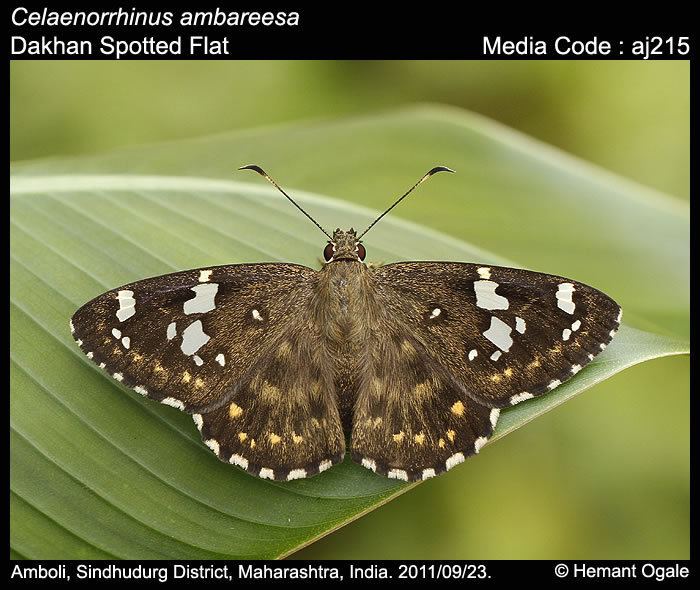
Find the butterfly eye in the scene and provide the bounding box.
[323,243,335,262]
[357,244,367,261]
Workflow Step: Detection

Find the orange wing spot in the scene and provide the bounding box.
[292,432,303,444]
[528,358,541,369]
[194,378,205,389]
[393,431,405,443]
[229,403,243,418]
[269,433,281,445]
[451,400,465,416]
[238,432,247,442]
[504,368,513,377]
[154,363,165,374]
[438,438,446,448]
[131,352,143,362]
[250,439,256,449]
[490,374,502,383]
[373,416,382,427]
[414,432,426,445]
[447,429,456,442]
[182,371,191,383]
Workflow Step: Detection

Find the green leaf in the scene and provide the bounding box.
[10,107,688,559]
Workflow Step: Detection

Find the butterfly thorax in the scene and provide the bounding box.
[313,258,378,427]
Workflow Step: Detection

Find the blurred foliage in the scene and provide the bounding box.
[10,61,689,199]
[10,61,688,560]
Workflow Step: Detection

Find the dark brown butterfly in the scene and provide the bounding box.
[71,165,621,482]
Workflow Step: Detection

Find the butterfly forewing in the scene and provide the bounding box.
[373,262,622,407]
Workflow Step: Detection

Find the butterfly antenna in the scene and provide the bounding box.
[357,166,455,239]
[239,164,333,240]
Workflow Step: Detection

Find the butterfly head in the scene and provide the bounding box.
[323,228,367,263]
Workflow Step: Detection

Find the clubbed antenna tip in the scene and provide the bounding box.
[358,165,455,239]
[238,164,333,240]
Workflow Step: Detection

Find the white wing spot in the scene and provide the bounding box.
[259,468,275,480]
[69,320,75,334]
[571,319,581,331]
[483,316,513,352]
[76,339,83,347]
[490,351,502,361]
[422,468,436,480]
[99,362,106,369]
[205,439,220,456]
[515,316,526,334]
[600,343,607,350]
[490,408,500,428]
[319,459,333,473]
[588,353,594,360]
[571,364,582,374]
[193,414,203,431]
[183,283,219,315]
[510,392,533,405]
[548,379,561,390]
[180,320,210,356]
[562,328,572,341]
[166,322,177,340]
[111,328,122,339]
[617,308,623,323]
[133,385,148,396]
[429,308,441,319]
[113,372,123,382]
[446,452,465,470]
[474,437,488,453]
[162,397,185,410]
[287,469,307,480]
[215,353,226,366]
[474,280,509,310]
[116,290,136,322]
[121,336,130,349]
[252,309,263,322]
[556,283,576,314]
[609,329,617,338]
[388,469,409,481]
[477,267,491,279]
[468,349,478,361]
[87,352,94,359]
[198,270,213,283]
[230,454,249,470]
[193,355,204,366]
[361,458,377,472]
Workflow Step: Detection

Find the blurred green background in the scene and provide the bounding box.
[10,61,689,559]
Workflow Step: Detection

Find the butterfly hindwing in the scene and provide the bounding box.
[194,322,345,481]
[372,262,622,408]
[351,330,496,481]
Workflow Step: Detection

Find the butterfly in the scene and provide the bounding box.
[71,165,622,482]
